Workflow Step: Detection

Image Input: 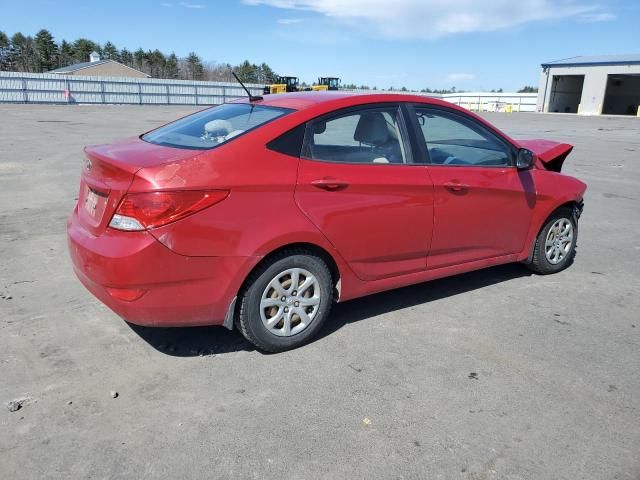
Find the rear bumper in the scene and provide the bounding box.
[67,206,259,327]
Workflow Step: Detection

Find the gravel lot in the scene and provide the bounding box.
[1,104,639,479]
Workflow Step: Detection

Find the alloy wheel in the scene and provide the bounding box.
[545,218,574,265]
[260,268,321,337]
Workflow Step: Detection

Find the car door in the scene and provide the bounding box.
[295,104,434,281]
[409,105,535,269]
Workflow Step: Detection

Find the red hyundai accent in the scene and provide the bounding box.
[68,92,586,352]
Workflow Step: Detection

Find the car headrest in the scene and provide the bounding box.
[204,119,233,137]
[353,112,389,146]
[313,121,326,135]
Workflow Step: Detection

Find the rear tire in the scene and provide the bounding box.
[527,208,578,275]
[237,250,333,352]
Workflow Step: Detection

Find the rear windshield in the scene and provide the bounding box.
[142,103,292,150]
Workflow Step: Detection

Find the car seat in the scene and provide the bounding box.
[353,112,403,163]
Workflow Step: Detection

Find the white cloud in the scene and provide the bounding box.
[277,18,304,24]
[160,2,173,6]
[447,73,476,82]
[179,1,205,8]
[244,0,613,38]
[578,12,616,22]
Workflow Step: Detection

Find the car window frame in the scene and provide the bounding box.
[406,104,518,168]
[301,102,415,166]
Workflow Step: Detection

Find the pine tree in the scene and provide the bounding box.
[34,29,58,72]
[0,31,9,47]
[147,49,166,77]
[58,40,74,67]
[236,60,258,83]
[119,48,133,67]
[133,48,146,72]
[102,41,119,61]
[258,62,277,83]
[185,52,204,80]
[165,53,179,79]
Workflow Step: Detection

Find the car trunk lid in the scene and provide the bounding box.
[77,137,199,236]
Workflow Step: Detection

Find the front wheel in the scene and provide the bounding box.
[237,251,333,352]
[527,208,578,274]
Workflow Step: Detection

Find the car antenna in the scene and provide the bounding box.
[231,71,263,102]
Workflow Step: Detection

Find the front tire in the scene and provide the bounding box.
[237,251,333,352]
[527,208,578,274]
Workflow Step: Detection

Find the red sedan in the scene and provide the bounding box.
[68,92,586,352]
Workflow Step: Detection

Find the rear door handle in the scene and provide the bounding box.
[443,181,469,192]
[311,178,349,191]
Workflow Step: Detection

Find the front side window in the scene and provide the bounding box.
[305,106,408,164]
[143,103,291,150]
[414,107,513,167]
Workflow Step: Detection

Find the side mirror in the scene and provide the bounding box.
[516,148,535,170]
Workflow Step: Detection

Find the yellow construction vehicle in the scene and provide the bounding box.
[311,77,341,91]
[263,76,300,95]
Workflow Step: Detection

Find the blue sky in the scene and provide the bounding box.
[2,0,639,90]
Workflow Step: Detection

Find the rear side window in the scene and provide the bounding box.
[267,124,306,157]
[143,103,291,150]
[304,106,408,164]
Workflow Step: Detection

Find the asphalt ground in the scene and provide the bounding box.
[1,104,639,479]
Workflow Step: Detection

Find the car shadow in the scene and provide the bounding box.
[318,263,532,340]
[129,263,532,356]
[127,322,255,357]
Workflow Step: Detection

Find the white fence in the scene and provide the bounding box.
[0,71,264,105]
[439,92,537,112]
[0,72,538,112]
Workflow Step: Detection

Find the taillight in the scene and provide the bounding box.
[109,190,229,231]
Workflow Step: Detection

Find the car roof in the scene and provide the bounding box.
[231,91,454,111]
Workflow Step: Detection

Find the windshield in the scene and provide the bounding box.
[142,103,292,150]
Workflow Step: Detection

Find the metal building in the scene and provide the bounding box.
[537,54,640,115]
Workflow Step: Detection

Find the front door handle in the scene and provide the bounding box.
[443,181,469,192]
[311,178,349,191]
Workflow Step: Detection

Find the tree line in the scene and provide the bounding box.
[0,29,279,83]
